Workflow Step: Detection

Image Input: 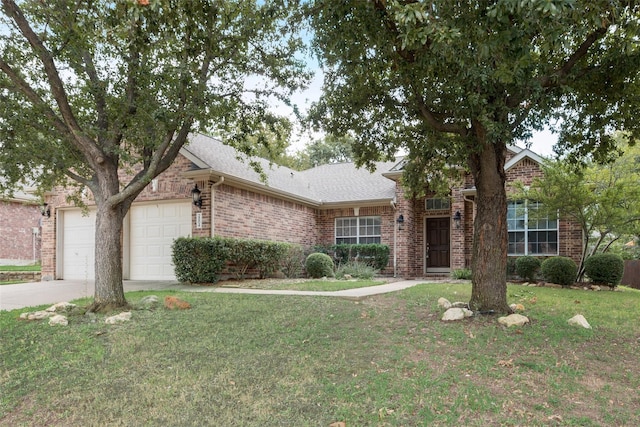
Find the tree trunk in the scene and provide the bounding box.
[467,132,512,314]
[87,201,129,313]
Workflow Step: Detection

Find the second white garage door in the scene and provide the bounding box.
[129,202,192,280]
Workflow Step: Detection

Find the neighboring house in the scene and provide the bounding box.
[40,133,583,281]
[0,190,42,265]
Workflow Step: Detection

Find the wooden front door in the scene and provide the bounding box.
[426,217,451,270]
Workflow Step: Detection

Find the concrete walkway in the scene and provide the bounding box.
[0,279,429,312]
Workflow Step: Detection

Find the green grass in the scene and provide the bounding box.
[266,279,384,291]
[1,283,639,426]
[0,281,26,286]
[0,265,41,272]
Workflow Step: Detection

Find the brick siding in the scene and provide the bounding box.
[213,184,318,247]
[0,199,42,264]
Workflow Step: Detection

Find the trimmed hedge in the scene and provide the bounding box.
[541,256,577,287]
[172,237,294,283]
[314,243,390,271]
[172,237,228,284]
[584,253,624,287]
[515,256,541,282]
[305,253,335,278]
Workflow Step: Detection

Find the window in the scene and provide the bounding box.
[335,216,381,244]
[508,201,558,255]
[426,198,450,211]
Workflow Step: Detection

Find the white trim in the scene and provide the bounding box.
[505,149,545,171]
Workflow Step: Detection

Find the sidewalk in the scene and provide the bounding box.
[0,279,428,312]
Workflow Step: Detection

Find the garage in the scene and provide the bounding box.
[128,202,192,280]
[60,202,191,281]
[61,209,96,280]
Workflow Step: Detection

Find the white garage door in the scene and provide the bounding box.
[62,209,96,280]
[129,202,192,280]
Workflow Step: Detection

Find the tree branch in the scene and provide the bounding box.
[2,0,82,138]
[0,58,70,138]
[539,27,607,88]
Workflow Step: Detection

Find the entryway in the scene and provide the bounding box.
[425,217,450,273]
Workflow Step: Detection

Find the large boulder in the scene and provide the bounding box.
[105,312,132,324]
[48,315,68,326]
[567,314,591,329]
[498,314,530,327]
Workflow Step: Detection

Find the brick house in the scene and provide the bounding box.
[40,133,582,281]
[0,190,42,265]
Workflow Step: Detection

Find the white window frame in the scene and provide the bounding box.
[335,216,381,244]
[508,200,559,256]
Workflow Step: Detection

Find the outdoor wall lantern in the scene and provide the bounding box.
[191,184,202,208]
[40,203,51,218]
[453,210,462,229]
[396,214,405,230]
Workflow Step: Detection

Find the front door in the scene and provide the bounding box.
[426,217,450,271]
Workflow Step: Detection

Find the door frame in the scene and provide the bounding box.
[424,215,452,274]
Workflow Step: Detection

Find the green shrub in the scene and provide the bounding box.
[515,256,542,282]
[541,256,577,287]
[584,253,624,287]
[319,243,390,271]
[305,253,335,278]
[451,268,472,280]
[225,238,290,279]
[280,245,306,278]
[172,237,228,284]
[336,261,377,280]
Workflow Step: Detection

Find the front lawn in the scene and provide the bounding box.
[0,265,41,272]
[219,278,389,292]
[1,283,639,426]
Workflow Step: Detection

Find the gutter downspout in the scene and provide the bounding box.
[210,177,225,237]
[391,198,397,278]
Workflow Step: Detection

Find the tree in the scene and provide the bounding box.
[0,0,308,311]
[524,136,640,280]
[307,0,640,312]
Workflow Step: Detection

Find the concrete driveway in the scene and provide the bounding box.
[0,279,427,312]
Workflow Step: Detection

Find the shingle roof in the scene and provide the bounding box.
[180,133,397,206]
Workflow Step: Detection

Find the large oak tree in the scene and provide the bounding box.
[0,0,308,311]
[307,0,640,312]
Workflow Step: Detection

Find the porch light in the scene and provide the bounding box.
[191,184,202,208]
[453,210,462,229]
[396,214,404,230]
[41,203,50,218]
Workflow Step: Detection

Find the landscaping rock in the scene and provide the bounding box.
[48,315,68,326]
[45,302,77,312]
[22,310,55,320]
[544,283,563,289]
[139,295,160,308]
[509,303,525,311]
[451,302,469,308]
[437,297,452,309]
[462,308,474,318]
[590,285,601,291]
[498,313,530,327]
[105,311,132,324]
[567,314,591,329]
[164,296,191,310]
[442,307,466,321]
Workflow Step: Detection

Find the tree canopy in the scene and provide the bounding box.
[0,0,309,310]
[307,0,640,311]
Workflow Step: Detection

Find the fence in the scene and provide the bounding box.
[622,260,640,289]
